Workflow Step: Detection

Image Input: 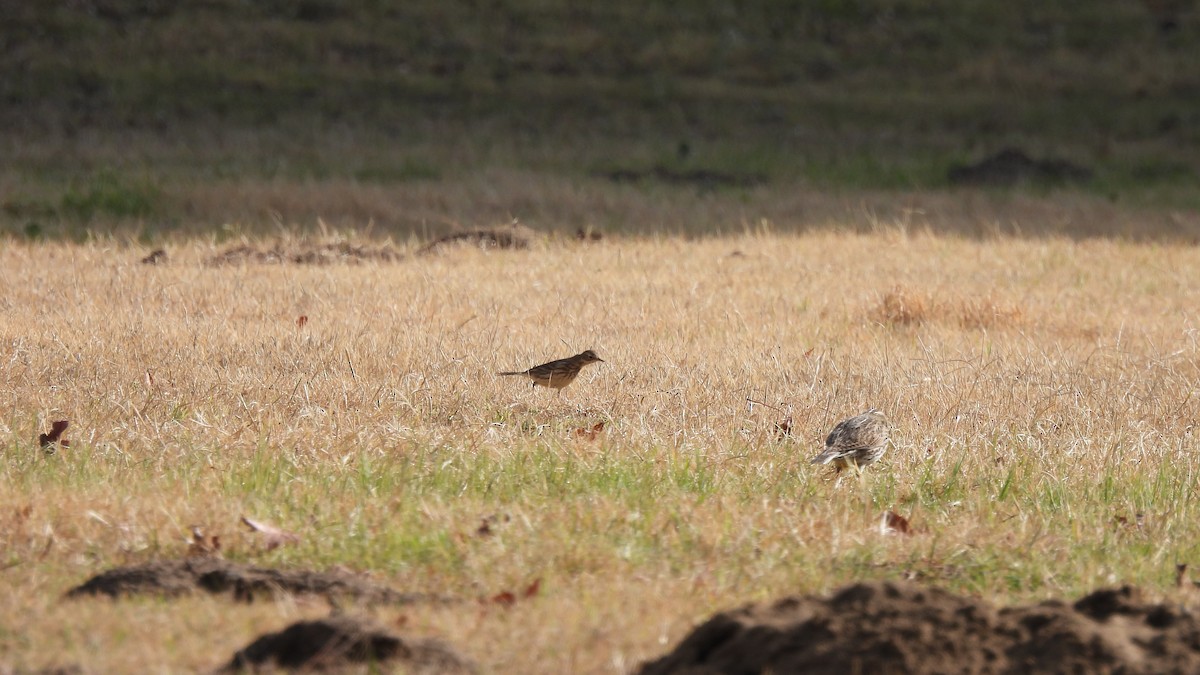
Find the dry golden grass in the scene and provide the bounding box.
[872,285,1025,330]
[2,226,1200,672]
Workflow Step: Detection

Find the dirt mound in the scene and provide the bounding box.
[205,240,404,266]
[417,223,535,255]
[948,148,1092,187]
[139,248,167,265]
[221,615,474,674]
[66,558,446,606]
[638,581,1200,675]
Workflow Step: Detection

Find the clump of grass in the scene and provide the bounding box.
[873,285,932,326]
[955,296,1024,330]
[872,285,1023,330]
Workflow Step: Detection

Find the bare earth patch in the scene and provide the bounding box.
[198,224,535,266]
[948,148,1093,187]
[638,581,1200,675]
[65,558,448,606]
[220,615,475,674]
[417,223,536,255]
[204,241,405,266]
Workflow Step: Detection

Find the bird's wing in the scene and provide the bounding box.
[811,443,874,464]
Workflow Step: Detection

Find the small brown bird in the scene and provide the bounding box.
[810,409,889,473]
[498,350,604,392]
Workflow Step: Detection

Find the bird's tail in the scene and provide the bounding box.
[496,371,524,376]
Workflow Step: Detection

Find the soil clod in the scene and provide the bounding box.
[417,223,535,255]
[66,558,447,606]
[638,581,1200,675]
[205,241,404,266]
[948,148,1093,187]
[140,249,167,265]
[221,615,474,674]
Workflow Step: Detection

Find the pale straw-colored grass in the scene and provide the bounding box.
[2,227,1199,672]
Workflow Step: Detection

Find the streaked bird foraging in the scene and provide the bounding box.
[498,350,604,391]
[810,409,889,473]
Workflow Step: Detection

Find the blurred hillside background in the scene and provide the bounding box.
[2,0,1198,239]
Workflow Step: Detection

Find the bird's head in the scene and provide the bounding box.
[579,350,604,364]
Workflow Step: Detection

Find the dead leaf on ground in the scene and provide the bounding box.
[474,513,509,538]
[296,315,308,328]
[573,421,606,440]
[188,526,223,558]
[774,415,793,439]
[491,591,516,607]
[38,420,70,450]
[746,398,793,440]
[486,578,541,608]
[241,516,300,550]
[881,511,913,536]
[1108,509,1147,530]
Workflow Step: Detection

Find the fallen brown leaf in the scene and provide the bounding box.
[573,421,606,440]
[38,420,70,450]
[485,578,540,608]
[296,315,308,328]
[491,591,517,607]
[1113,513,1146,532]
[774,415,793,439]
[474,513,509,538]
[881,511,913,535]
[187,526,223,558]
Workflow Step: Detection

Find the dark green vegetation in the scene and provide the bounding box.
[2,0,1198,236]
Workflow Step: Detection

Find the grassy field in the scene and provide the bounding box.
[2,2,1199,671]
[2,224,1200,672]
